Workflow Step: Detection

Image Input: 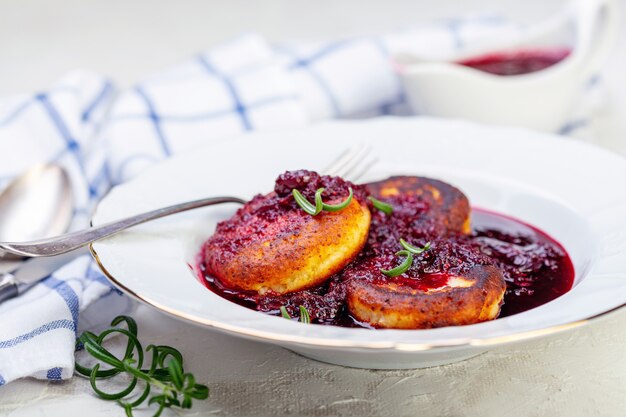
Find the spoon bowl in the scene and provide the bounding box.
[0,164,73,264]
[0,164,75,302]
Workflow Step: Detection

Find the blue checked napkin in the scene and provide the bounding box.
[0,16,603,386]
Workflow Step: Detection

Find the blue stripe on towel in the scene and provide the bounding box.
[87,162,111,199]
[135,86,172,157]
[278,45,342,117]
[112,94,299,124]
[302,70,341,117]
[286,41,349,69]
[197,56,252,130]
[36,93,85,173]
[43,277,79,333]
[0,85,97,128]
[115,107,237,123]
[82,81,113,122]
[0,373,5,386]
[85,261,113,288]
[559,119,588,135]
[46,367,63,381]
[0,320,75,349]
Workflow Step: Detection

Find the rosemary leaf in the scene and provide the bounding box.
[380,250,414,277]
[280,306,292,319]
[321,188,353,212]
[299,306,311,324]
[367,196,393,214]
[75,315,209,416]
[400,239,431,255]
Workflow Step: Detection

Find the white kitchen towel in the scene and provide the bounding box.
[0,15,602,386]
[0,70,123,384]
[107,16,575,184]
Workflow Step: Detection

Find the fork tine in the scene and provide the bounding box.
[333,145,372,179]
[349,156,379,183]
[321,144,376,182]
[322,147,354,176]
[322,144,367,176]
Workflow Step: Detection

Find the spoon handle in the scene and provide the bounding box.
[0,274,18,303]
[0,196,246,258]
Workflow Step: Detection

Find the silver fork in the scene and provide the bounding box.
[0,145,375,259]
[324,144,377,181]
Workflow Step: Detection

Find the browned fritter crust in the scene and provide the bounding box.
[204,195,371,295]
[347,265,506,329]
[366,176,471,234]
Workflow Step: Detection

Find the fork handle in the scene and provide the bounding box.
[0,196,246,258]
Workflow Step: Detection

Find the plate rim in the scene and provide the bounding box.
[90,242,626,350]
[90,117,626,351]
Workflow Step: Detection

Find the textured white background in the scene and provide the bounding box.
[1,0,626,416]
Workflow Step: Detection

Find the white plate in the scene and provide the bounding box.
[91,117,626,369]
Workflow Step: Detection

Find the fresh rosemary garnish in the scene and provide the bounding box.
[380,240,431,277]
[280,306,292,319]
[299,306,311,324]
[321,188,353,212]
[292,188,324,215]
[75,316,208,417]
[280,305,311,323]
[367,196,393,214]
[380,250,414,277]
[400,239,431,254]
[292,187,353,216]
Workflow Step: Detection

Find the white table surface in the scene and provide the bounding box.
[1,0,626,416]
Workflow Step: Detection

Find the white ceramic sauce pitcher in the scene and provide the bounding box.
[397,0,619,132]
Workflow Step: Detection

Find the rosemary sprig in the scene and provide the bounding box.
[280,306,291,319]
[380,240,431,277]
[400,239,431,254]
[321,188,353,212]
[292,187,353,216]
[292,188,324,215]
[367,196,393,214]
[299,306,311,324]
[380,250,414,277]
[75,316,208,417]
[279,305,311,323]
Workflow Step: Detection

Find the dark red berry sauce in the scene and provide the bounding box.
[199,205,575,327]
[198,171,574,327]
[457,47,571,76]
[469,209,575,317]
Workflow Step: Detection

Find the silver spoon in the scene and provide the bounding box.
[0,196,247,258]
[0,164,74,302]
[0,144,374,259]
[0,164,73,264]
